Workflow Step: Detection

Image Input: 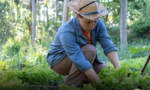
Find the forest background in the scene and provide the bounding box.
[0,0,149,63]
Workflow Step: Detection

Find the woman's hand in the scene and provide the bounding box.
[84,68,100,85]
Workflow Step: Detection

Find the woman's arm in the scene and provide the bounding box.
[84,68,100,85]
[107,51,121,69]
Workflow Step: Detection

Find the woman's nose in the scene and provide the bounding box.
[90,22,95,29]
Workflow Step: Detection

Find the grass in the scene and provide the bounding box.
[96,38,150,63]
[0,31,149,69]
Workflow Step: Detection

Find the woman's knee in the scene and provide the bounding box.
[81,44,97,54]
[93,62,108,74]
[52,56,72,75]
[81,44,97,63]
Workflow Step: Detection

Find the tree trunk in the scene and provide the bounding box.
[37,0,40,22]
[15,6,18,21]
[31,0,36,47]
[46,5,49,31]
[62,0,69,24]
[29,0,32,35]
[120,0,127,52]
[146,0,150,33]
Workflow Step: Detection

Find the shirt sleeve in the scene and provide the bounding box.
[97,19,118,55]
[59,32,93,72]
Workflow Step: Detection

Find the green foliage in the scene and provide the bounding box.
[14,0,20,6]
[17,64,63,86]
[0,0,150,90]
[130,46,150,54]
[98,0,150,42]
[57,57,150,90]
[2,38,21,57]
[0,61,9,71]
[128,0,150,39]
[0,68,28,90]
[129,17,150,38]
[0,0,16,42]
[0,64,63,89]
[0,42,150,90]
[91,57,150,90]
[0,79,28,90]
[0,30,49,69]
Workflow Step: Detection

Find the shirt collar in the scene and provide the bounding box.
[71,16,84,36]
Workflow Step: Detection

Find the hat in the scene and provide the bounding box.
[68,0,108,20]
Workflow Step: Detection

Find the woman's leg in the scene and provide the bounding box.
[52,44,97,88]
[64,44,97,88]
[52,56,72,75]
[93,60,108,74]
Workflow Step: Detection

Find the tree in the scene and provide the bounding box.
[120,0,127,51]
[14,0,20,21]
[62,0,69,24]
[31,0,36,47]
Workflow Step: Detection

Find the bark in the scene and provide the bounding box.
[29,0,32,35]
[120,0,127,51]
[28,85,59,90]
[46,5,49,30]
[141,53,150,74]
[31,0,36,47]
[62,0,69,24]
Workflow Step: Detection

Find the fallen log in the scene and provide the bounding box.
[28,85,60,90]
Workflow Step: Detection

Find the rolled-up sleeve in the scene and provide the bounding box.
[59,32,93,72]
[97,20,118,55]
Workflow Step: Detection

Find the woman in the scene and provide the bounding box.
[47,0,121,88]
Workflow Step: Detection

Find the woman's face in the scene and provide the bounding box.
[77,14,98,32]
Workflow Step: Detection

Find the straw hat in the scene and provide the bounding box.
[68,0,108,20]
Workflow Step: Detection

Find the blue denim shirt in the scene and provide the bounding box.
[47,16,117,72]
